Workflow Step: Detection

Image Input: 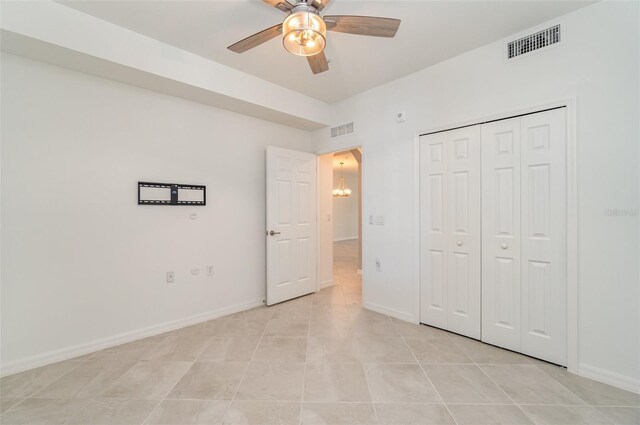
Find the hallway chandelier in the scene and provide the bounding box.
[333,162,352,198]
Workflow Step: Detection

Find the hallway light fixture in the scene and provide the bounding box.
[333,162,352,197]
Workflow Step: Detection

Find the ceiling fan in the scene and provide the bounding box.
[227,0,401,75]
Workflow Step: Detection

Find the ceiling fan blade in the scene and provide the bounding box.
[324,15,401,38]
[228,24,282,54]
[307,51,329,75]
[263,0,295,12]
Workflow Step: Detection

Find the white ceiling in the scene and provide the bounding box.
[59,0,593,103]
[333,150,359,171]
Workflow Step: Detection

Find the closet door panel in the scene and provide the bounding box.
[420,133,448,329]
[520,109,567,365]
[481,118,522,351]
[446,127,481,339]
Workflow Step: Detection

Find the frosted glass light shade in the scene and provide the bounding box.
[282,11,326,56]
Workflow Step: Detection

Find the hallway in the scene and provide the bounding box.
[314,239,362,307]
[333,239,361,306]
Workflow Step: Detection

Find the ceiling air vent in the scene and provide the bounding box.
[330,122,355,139]
[507,24,561,60]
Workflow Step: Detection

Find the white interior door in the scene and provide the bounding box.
[520,109,566,365]
[446,127,481,338]
[481,117,522,350]
[420,126,481,339]
[266,146,317,306]
[420,132,448,329]
[482,109,567,365]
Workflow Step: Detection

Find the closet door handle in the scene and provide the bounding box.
[501,243,508,250]
[456,240,463,246]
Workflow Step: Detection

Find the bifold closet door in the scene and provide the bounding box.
[420,126,481,339]
[482,108,567,365]
[481,117,522,349]
[520,110,567,364]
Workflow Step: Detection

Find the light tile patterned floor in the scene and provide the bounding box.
[1,240,639,424]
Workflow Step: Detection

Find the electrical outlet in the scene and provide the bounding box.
[369,215,374,225]
[375,257,382,272]
[166,271,175,283]
[207,265,215,276]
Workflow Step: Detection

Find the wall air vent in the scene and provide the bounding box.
[330,122,355,139]
[507,24,561,60]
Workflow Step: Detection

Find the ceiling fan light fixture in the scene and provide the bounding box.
[282,11,326,56]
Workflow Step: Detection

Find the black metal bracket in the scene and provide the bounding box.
[138,181,206,206]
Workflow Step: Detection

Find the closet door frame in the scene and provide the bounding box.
[414,98,578,374]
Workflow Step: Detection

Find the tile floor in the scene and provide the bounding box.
[1,240,639,424]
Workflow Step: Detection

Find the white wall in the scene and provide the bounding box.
[313,1,640,390]
[0,53,312,374]
[333,170,359,241]
[318,154,334,287]
[0,0,331,130]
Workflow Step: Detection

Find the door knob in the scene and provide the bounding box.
[269,230,281,236]
[456,240,463,246]
[501,243,508,249]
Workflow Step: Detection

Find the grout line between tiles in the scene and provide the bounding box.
[361,305,395,424]
[359,353,379,424]
[402,335,460,425]
[0,398,29,415]
[21,359,90,400]
[70,398,631,407]
[138,357,196,425]
[298,293,313,425]
[462,347,538,424]
[228,320,269,409]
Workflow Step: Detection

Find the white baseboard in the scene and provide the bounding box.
[578,363,640,394]
[362,300,417,324]
[319,279,334,289]
[0,298,264,378]
[333,236,358,242]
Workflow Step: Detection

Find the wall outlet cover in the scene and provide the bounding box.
[166,271,175,283]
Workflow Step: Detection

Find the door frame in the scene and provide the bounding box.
[315,144,363,294]
[414,98,578,373]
